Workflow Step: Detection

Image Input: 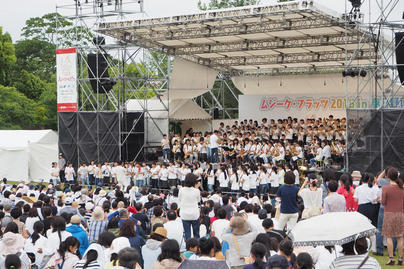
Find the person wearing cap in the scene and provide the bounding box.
[351,170,362,186]
[88,206,108,243]
[58,196,79,216]
[106,237,131,269]
[0,232,31,269]
[66,214,89,257]
[1,201,13,228]
[142,226,167,269]
[221,215,257,268]
[178,173,201,240]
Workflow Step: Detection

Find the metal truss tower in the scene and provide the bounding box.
[56,0,170,164]
[344,0,404,172]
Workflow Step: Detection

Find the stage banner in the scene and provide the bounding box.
[239,94,373,120]
[56,48,77,112]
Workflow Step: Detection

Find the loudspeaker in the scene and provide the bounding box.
[213,108,219,119]
[87,53,116,93]
[395,32,404,84]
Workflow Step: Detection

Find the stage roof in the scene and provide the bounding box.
[97,1,378,75]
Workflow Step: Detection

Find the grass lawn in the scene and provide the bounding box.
[371,250,401,269]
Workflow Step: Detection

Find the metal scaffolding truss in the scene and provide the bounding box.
[56,0,169,162]
[97,0,379,75]
[344,0,404,171]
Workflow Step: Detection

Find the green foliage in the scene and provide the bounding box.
[14,39,56,82]
[39,82,58,130]
[11,70,48,100]
[0,85,47,129]
[198,0,259,10]
[0,27,16,86]
[21,12,93,47]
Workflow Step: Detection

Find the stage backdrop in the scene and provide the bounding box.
[239,94,373,120]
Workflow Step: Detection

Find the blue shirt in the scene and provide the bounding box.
[277,184,299,214]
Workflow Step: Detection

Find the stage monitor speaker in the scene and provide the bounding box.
[87,53,116,93]
[395,32,404,84]
[213,108,219,119]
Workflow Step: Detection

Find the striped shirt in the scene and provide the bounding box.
[74,260,101,269]
[88,219,108,243]
[329,254,381,269]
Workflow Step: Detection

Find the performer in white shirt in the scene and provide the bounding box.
[101,161,111,186]
[77,163,88,186]
[64,163,75,185]
[115,162,128,189]
[161,134,170,162]
[50,162,60,186]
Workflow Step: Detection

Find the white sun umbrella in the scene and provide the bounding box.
[290,212,377,247]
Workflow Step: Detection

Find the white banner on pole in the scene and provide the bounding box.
[56,48,77,112]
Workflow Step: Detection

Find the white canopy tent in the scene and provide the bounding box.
[0,130,58,182]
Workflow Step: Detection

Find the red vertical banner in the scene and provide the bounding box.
[56,48,77,112]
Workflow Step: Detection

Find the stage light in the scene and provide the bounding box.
[93,36,106,46]
[360,70,367,77]
[351,70,359,77]
[349,0,362,9]
[342,70,348,77]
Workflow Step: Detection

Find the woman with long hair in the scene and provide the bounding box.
[43,216,72,256]
[152,239,182,269]
[24,221,47,268]
[74,249,100,269]
[45,236,80,269]
[119,219,145,268]
[244,242,266,269]
[337,173,358,212]
[382,167,404,266]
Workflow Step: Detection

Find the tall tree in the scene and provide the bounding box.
[198,0,259,10]
[14,39,56,82]
[21,12,93,47]
[0,27,16,86]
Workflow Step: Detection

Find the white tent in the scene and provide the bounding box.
[0,130,58,182]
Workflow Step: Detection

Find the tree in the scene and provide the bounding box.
[21,12,93,47]
[11,70,48,100]
[39,82,58,130]
[0,27,16,86]
[198,0,259,10]
[14,39,56,82]
[0,85,47,129]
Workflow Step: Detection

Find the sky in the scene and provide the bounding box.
[0,0,402,42]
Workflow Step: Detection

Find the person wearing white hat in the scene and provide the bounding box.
[105,237,131,269]
[0,232,31,269]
